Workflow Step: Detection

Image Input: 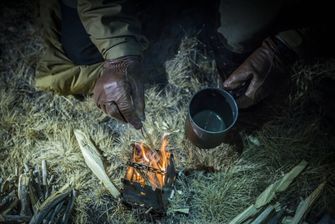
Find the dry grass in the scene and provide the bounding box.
[1,1,335,224]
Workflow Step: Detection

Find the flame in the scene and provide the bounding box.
[125,134,170,190]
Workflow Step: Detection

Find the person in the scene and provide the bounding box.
[36,0,148,130]
[35,0,331,129]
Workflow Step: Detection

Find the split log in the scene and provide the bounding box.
[74,129,120,198]
[18,174,32,217]
[290,182,326,224]
[250,205,275,224]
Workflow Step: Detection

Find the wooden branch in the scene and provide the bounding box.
[74,130,120,198]
[29,185,71,224]
[1,198,19,215]
[41,161,47,187]
[0,190,16,211]
[18,174,32,216]
[18,174,32,217]
[33,166,44,202]
[291,182,326,224]
[47,200,64,224]
[41,160,49,199]
[61,190,76,224]
[28,182,39,213]
[0,214,31,223]
[250,205,275,224]
[0,180,9,194]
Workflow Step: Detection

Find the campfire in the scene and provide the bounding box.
[122,134,176,212]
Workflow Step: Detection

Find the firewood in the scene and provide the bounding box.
[0,214,31,223]
[47,200,64,224]
[47,175,54,187]
[0,180,9,194]
[250,205,275,224]
[60,190,76,224]
[29,185,72,224]
[41,161,47,186]
[0,190,16,211]
[41,160,48,198]
[74,129,120,198]
[1,198,19,215]
[145,207,153,214]
[29,182,39,213]
[33,166,44,202]
[169,208,190,214]
[24,163,30,174]
[290,182,326,224]
[18,174,32,217]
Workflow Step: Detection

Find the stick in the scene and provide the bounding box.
[74,130,120,198]
[29,182,39,213]
[48,200,64,224]
[0,179,9,193]
[1,198,19,215]
[29,185,72,224]
[41,160,48,198]
[60,190,76,224]
[291,182,326,224]
[250,205,275,224]
[0,190,16,211]
[18,174,32,217]
[33,166,44,202]
[0,214,31,223]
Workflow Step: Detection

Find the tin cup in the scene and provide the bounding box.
[185,88,238,149]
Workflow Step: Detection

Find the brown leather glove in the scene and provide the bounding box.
[223,37,289,108]
[93,56,144,129]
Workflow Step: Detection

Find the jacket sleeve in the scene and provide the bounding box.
[77,0,148,60]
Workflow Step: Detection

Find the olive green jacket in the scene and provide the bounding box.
[36,0,148,95]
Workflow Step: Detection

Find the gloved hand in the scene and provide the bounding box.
[223,37,288,108]
[93,56,144,129]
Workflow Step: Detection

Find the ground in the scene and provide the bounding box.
[1,1,335,224]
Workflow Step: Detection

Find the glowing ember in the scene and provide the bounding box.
[125,134,171,190]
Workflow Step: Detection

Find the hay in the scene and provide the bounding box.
[1,1,335,223]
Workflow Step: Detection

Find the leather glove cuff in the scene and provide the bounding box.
[103,56,141,73]
[265,36,297,65]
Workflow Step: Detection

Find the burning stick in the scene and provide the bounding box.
[125,133,172,190]
[74,129,121,198]
[122,133,176,212]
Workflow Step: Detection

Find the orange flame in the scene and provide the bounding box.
[125,134,170,190]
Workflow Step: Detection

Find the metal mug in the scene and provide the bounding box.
[185,88,238,149]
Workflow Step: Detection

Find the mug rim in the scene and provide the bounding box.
[188,87,238,134]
